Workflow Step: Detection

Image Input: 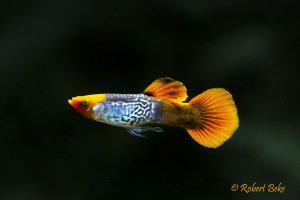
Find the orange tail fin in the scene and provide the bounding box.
[186,88,239,148]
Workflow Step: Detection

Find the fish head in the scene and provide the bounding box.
[68,94,106,119]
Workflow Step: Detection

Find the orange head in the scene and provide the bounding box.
[68,94,106,119]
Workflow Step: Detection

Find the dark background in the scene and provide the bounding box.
[0,0,299,199]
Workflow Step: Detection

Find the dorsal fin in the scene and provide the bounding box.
[143,77,188,103]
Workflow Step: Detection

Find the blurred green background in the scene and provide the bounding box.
[0,0,299,199]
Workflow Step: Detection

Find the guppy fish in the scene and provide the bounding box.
[68,77,239,148]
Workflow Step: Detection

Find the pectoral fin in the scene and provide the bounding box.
[127,126,163,137]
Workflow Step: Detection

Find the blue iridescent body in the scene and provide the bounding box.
[92,94,162,128]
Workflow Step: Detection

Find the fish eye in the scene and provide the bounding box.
[79,101,88,109]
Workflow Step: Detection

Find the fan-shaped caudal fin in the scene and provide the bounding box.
[186,88,239,148]
[143,77,188,103]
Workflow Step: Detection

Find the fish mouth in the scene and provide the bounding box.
[68,99,76,107]
[68,99,73,105]
[68,98,81,112]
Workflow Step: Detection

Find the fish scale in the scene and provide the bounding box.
[93,93,159,127]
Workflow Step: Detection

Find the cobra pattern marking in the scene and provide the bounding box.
[96,94,158,127]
